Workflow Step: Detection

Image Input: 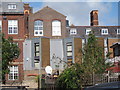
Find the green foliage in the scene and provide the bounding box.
[56,32,110,88]
[56,63,83,89]
[81,32,107,74]
[2,34,20,83]
[106,52,112,59]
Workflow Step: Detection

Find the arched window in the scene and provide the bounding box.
[52,20,61,36]
[34,20,43,36]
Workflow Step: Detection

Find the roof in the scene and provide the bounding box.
[0,2,24,13]
[110,42,120,48]
[34,6,66,17]
[71,26,120,27]
[67,26,120,38]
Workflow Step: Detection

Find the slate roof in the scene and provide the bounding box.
[0,2,24,14]
[110,42,120,48]
[67,26,120,38]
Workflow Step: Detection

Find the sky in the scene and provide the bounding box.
[22,0,120,26]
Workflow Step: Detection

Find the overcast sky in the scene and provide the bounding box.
[22,0,120,26]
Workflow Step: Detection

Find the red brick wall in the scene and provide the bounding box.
[2,15,25,39]
[29,6,66,39]
[1,14,26,83]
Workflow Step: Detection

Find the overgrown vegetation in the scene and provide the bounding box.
[56,32,110,88]
[56,63,83,89]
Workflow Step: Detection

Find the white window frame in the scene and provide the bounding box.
[0,20,2,32]
[70,28,77,35]
[67,45,72,51]
[8,66,19,80]
[8,20,18,34]
[34,43,39,57]
[66,43,72,57]
[101,29,108,35]
[86,28,91,35]
[8,4,17,9]
[52,20,61,36]
[117,29,120,34]
[34,20,43,36]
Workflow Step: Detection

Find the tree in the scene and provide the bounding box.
[56,63,83,89]
[79,32,111,86]
[81,31,107,74]
[1,34,20,84]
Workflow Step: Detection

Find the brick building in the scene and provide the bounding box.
[0,0,32,83]
[23,6,120,80]
[28,6,67,39]
[1,1,120,85]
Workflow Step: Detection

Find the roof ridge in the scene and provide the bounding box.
[70,25,120,27]
[34,6,66,17]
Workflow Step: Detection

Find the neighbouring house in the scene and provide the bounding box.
[0,0,32,83]
[106,42,120,79]
[110,42,120,57]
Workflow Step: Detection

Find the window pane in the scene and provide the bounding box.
[34,43,39,56]
[86,28,91,35]
[35,31,38,34]
[101,29,108,35]
[8,20,18,34]
[67,46,72,51]
[66,43,72,57]
[70,28,77,35]
[9,66,18,80]
[9,73,13,80]
[9,66,13,71]
[67,52,72,56]
[52,20,61,36]
[36,46,39,52]
[36,53,39,56]
[34,20,43,36]
[67,43,72,46]
[14,66,18,71]
[117,29,120,34]
[14,73,18,79]
[8,4,16,9]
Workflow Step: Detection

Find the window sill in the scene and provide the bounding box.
[8,33,18,35]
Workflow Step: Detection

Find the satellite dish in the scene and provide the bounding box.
[45,66,52,75]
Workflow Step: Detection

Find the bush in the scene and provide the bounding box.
[56,63,83,89]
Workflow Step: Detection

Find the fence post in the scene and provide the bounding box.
[108,71,110,83]
[93,72,95,85]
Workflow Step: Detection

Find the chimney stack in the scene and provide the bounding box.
[90,10,99,26]
[24,3,33,38]
[24,3,33,14]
